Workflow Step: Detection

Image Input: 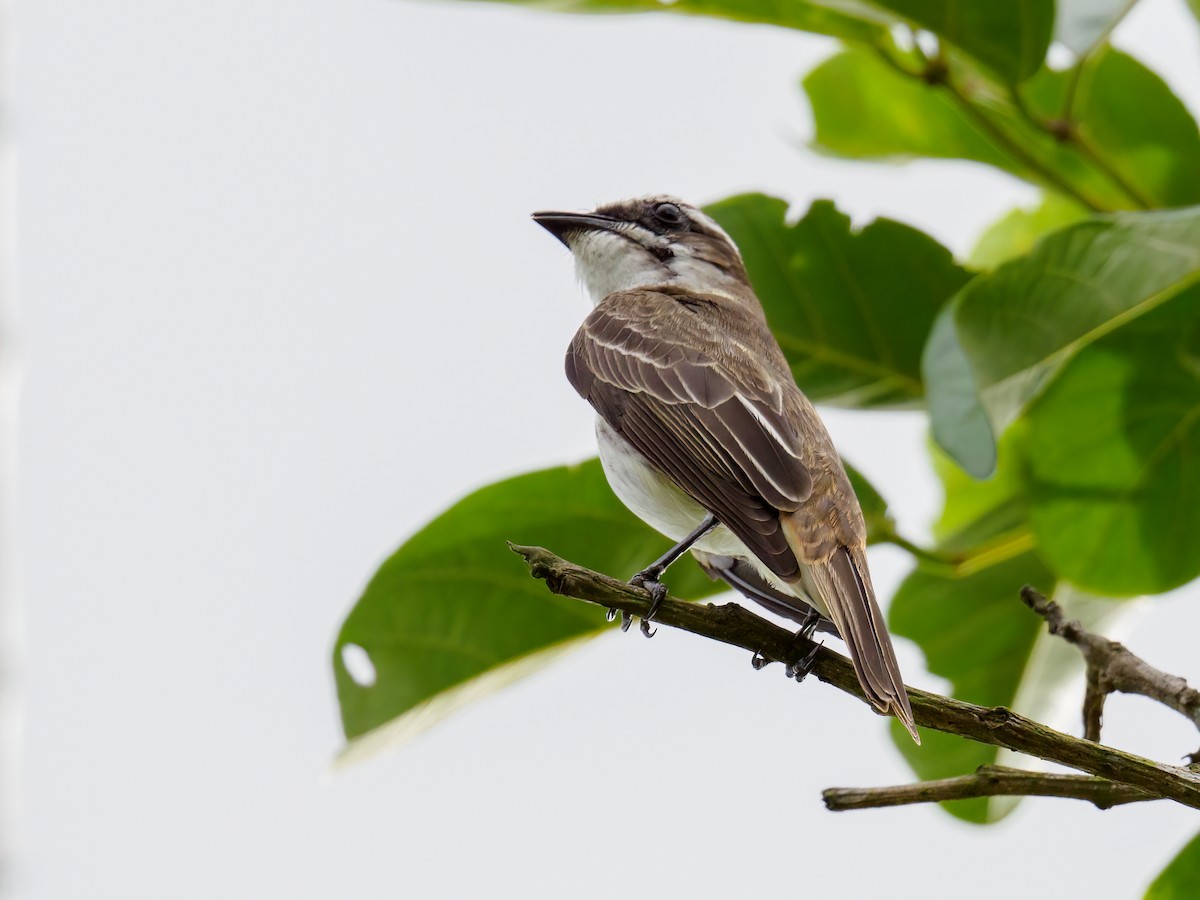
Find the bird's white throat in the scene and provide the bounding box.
[570,228,747,307]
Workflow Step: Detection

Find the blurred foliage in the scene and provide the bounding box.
[335,0,1200,891]
[1148,830,1200,900]
[705,194,970,408]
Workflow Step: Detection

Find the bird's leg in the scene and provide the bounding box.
[797,606,822,642]
[628,514,719,637]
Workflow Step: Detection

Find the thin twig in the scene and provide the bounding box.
[1008,86,1154,210]
[510,544,1200,812]
[823,764,1156,812]
[1022,586,1200,743]
[937,79,1103,212]
[871,44,1103,212]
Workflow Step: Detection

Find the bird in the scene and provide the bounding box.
[532,194,918,743]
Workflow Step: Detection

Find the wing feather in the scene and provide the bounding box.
[567,289,813,579]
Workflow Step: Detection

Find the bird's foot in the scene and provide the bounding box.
[607,606,646,634]
[629,568,668,639]
[785,641,823,682]
[798,606,822,642]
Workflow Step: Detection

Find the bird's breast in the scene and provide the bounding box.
[595,417,746,558]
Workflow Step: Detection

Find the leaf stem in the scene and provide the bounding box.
[938,78,1104,212]
[1008,85,1155,209]
[871,43,1104,212]
[876,528,1035,577]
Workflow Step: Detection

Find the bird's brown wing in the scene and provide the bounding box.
[565,289,812,580]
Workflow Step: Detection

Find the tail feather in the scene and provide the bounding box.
[798,544,919,744]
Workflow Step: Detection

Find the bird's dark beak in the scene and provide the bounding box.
[531,210,623,248]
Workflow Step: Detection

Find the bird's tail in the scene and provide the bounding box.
[791,541,919,744]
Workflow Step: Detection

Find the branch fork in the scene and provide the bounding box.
[510,543,1200,813]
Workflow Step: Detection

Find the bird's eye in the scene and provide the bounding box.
[650,202,687,230]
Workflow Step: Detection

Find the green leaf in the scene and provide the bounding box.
[446,0,890,44]
[1027,289,1200,595]
[1147,830,1200,900]
[890,550,1051,823]
[706,193,971,408]
[923,307,997,478]
[805,46,1200,211]
[968,193,1091,270]
[1021,47,1200,209]
[880,0,1053,83]
[333,459,725,760]
[890,432,1127,823]
[929,423,1029,550]
[442,0,1056,78]
[804,47,1014,169]
[334,456,893,760]
[925,207,1200,476]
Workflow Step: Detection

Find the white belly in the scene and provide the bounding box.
[595,417,823,614]
[596,417,764,561]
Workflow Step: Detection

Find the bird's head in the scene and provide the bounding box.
[533,195,749,305]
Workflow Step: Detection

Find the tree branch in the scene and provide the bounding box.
[509,544,1200,812]
[1021,586,1200,745]
[823,764,1157,812]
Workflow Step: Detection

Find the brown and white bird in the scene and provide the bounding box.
[533,195,918,743]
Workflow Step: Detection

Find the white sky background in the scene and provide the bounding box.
[10,0,1200,897]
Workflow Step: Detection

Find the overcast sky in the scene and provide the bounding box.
[10,0,1200,897]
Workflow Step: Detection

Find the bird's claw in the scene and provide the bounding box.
[785,641,823,682]
[620,611,634,632]
[630,570,669,617]
[629,569,669,638]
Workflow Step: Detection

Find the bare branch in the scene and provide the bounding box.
[1021,586,1200,744]
[823,765,1156,812]
[825,763,1152,816]
[510,544,1200,812]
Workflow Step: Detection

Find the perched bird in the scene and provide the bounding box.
[533,195,918,743]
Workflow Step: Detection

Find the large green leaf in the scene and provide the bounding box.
[443,0,892,43]
[968,193,1091,270]
[805,47,1200,211]
[333,460,724,760]
[1021,47,1200,209]
[1026,289,1200,595]
[804,47,1013,169]
[925,207,1200,476]
[445,0,1053,82]
[923,307,998,478]
[1147,830,1200,900]
[890,551,1051,823]
[880,0,1053,84]
[706,194,971,408]
[889,433,1126,823]
[335,456,892,760]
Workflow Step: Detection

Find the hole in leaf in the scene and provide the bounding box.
[341,643,376,687]
[1045,44,1076,72]
[888,24,914,53]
